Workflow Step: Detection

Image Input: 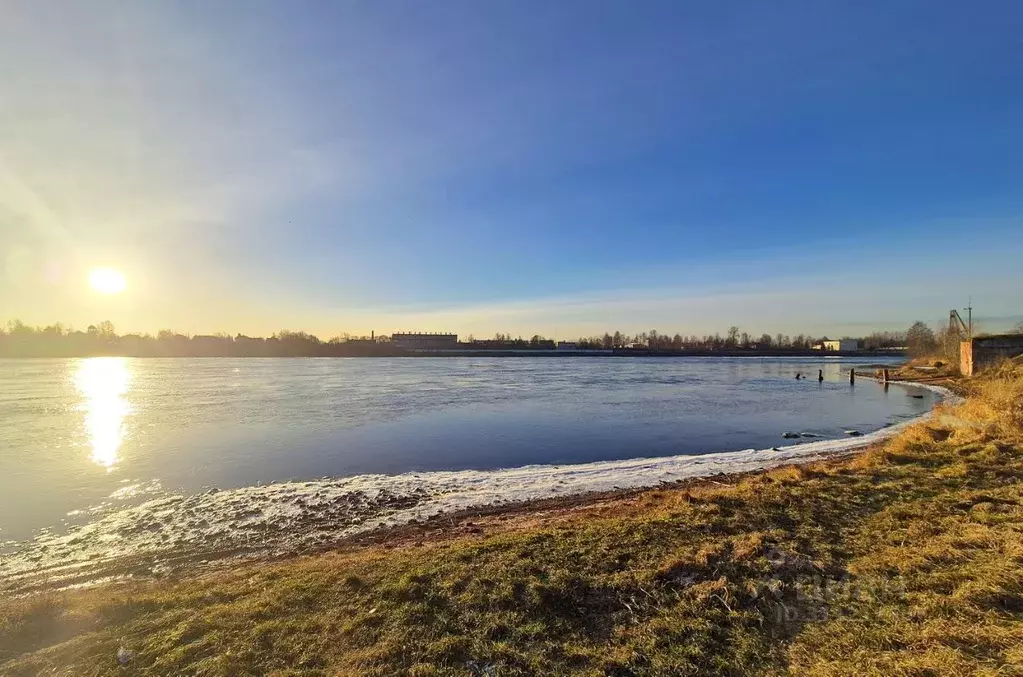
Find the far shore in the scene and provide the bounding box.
[1,348,903,358]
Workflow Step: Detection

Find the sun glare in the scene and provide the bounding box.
[74,357,131,470]
[89,267,126,295]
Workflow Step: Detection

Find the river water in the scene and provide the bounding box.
[1,355,933,549]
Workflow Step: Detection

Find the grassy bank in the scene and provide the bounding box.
[2,366,1022,676]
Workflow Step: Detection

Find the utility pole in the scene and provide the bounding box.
[967,297,972,337]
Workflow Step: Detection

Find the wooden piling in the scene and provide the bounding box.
[850,368,855,384]
[883,368,890,383]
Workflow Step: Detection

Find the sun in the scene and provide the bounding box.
[88,267,127,295]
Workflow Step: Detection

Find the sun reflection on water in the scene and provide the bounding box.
[74,357,131,470]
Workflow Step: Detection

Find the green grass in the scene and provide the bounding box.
[2,365,1022,676]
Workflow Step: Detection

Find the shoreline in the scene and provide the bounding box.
[1,372,949,596]
[1,350,903,359]
[7,362,1021,675]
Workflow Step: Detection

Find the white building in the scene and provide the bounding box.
[820,339,858,352]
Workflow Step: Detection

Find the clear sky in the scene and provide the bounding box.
[2,1,1022,340]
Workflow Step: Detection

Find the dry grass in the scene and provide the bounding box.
[2,365,1022,676]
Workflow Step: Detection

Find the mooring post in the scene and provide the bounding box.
[850,368,855,384]
[883,368,890,383]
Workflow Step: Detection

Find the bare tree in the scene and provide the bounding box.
[906,321,937,358]
[726,326,740,347]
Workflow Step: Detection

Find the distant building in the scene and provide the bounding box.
[391,332,458,350]
[816,339,859,352]
[556,341,579,351]
[340,330,377,348]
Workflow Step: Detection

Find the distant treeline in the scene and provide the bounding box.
[0,320,912,358]
[0,322,401,358]
[572,328,907,351]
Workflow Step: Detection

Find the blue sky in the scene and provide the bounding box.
[1,1,1022,339]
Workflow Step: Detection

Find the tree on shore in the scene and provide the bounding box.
[726,326,740,348]
[861,330,907,350]
[907,321,937,358]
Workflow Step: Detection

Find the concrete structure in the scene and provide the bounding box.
[960,334,1023,376]
[391,332,458,350]
[816,339,859,352]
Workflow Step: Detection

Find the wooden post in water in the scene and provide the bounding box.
[850,368,855,384]
[883,368,890,383]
